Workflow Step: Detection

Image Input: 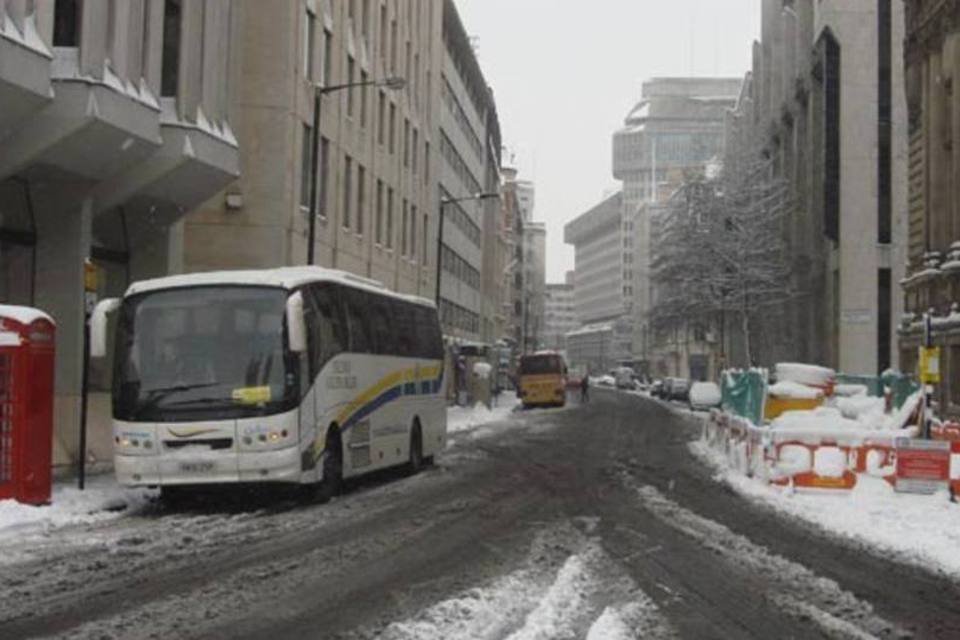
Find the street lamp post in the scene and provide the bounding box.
[435,192,499,308]
[306,76,405,265]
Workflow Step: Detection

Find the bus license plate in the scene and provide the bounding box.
[179,461,215,473]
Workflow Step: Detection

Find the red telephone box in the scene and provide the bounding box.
[0,305,55,505]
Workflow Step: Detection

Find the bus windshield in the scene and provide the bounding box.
[519,354,563,376]
[113,286,299,422]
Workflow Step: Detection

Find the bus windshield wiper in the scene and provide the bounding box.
[138,382,222,412]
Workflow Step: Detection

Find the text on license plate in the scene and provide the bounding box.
[179,461,215,473]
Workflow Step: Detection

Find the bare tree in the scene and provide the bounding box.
[649,154,795,367]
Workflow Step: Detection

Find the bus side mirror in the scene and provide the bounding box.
[286,291,307,353]
[90,298,120,358]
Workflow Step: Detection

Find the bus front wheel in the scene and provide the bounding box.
[316,428,343,503]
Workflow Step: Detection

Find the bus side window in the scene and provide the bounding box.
[420,306,443,360]
[344,287,373,353]
[391,300,415,357]
[369,295,396,356]
[304,285,348,379]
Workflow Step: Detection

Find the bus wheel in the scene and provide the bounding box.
[316,429,343,503]
[160,486,188,508]
[407,422,423,475]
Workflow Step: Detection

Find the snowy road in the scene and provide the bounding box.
[3,389,960,639]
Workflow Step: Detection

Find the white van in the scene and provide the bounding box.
[614,366,635,390]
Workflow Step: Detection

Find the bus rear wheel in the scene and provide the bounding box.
[407,422,423,475]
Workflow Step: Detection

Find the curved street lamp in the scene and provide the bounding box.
[306,76,406,265]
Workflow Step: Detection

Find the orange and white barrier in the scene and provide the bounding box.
[705,410,916,492]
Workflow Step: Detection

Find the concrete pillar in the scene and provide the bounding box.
[129,218,184,282]
[32,183,92,468]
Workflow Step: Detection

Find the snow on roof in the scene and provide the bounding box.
[0,304,54,326]
[125,267,436,308]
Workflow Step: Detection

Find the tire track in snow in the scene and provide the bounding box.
[376,525,675,640]
[627,478,905,639]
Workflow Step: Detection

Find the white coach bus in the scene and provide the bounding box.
[90,267,447,500]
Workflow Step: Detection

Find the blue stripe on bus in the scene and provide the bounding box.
[340,371,444,433]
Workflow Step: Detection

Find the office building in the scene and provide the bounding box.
[0,0,239,468]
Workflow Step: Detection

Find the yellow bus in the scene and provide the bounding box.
[518,351,567,408]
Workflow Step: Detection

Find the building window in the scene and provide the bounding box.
[422,213,429,265]
[322,29,333,86]
[820,29,841,242]
[401,199,409,256]
[356,164,365,235]
[346,55,356,117]
[403,118,410,167]
[390,18,397,72]
[380,4,388,63]
[378,91,386,145]
[386,188,394,249]
[375,180,384,245]
[878,268,891,373]
[361,0,370,37]
[343,155,353,230]
[389,103,397,153]
[300,124,313,208]
[360,70,369,127]
[160,0,182,97]
[878,0,892,244]
[412,128,419,173]
[53,0,81,47]
[424,141,430,184]
[304,8,315,80]
[410,204,417,259]
[319,136,330,216]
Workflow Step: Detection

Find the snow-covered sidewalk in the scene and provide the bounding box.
[0,474,154,552]
[690,438,960,578]
[0,398,528,547]
[447,394,523,436]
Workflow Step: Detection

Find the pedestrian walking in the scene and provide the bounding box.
[580,375,590,403]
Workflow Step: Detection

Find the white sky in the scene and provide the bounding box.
[454,0,761,282]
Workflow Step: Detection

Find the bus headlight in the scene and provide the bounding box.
[115,434,156,455]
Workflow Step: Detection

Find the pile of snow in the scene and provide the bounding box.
[771,406,861,432]
[834,383,869,397]
[447,395,520,434]
[0,475,153,545]
[768,380,823,400]
[834,395,886,423]
[692,439,960,578]
[689,381,721,408]
[774,362,835,387]
[472,362,492,379]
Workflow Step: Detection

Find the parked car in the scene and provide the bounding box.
[614,366,635,390]
[597,374,616,387]
[665,378,691,402]
[689,381,722,410]
[650,379,664,398]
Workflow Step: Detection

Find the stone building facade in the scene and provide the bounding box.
[726,0,906,375]
[542,272,577,352]
[187,0,501,342]
[0,0,239,468]
[613,77,740,374]
[900,0,960,415]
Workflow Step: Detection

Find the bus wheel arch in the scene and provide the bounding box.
[317,423,343,501]
[408,418,424,474]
